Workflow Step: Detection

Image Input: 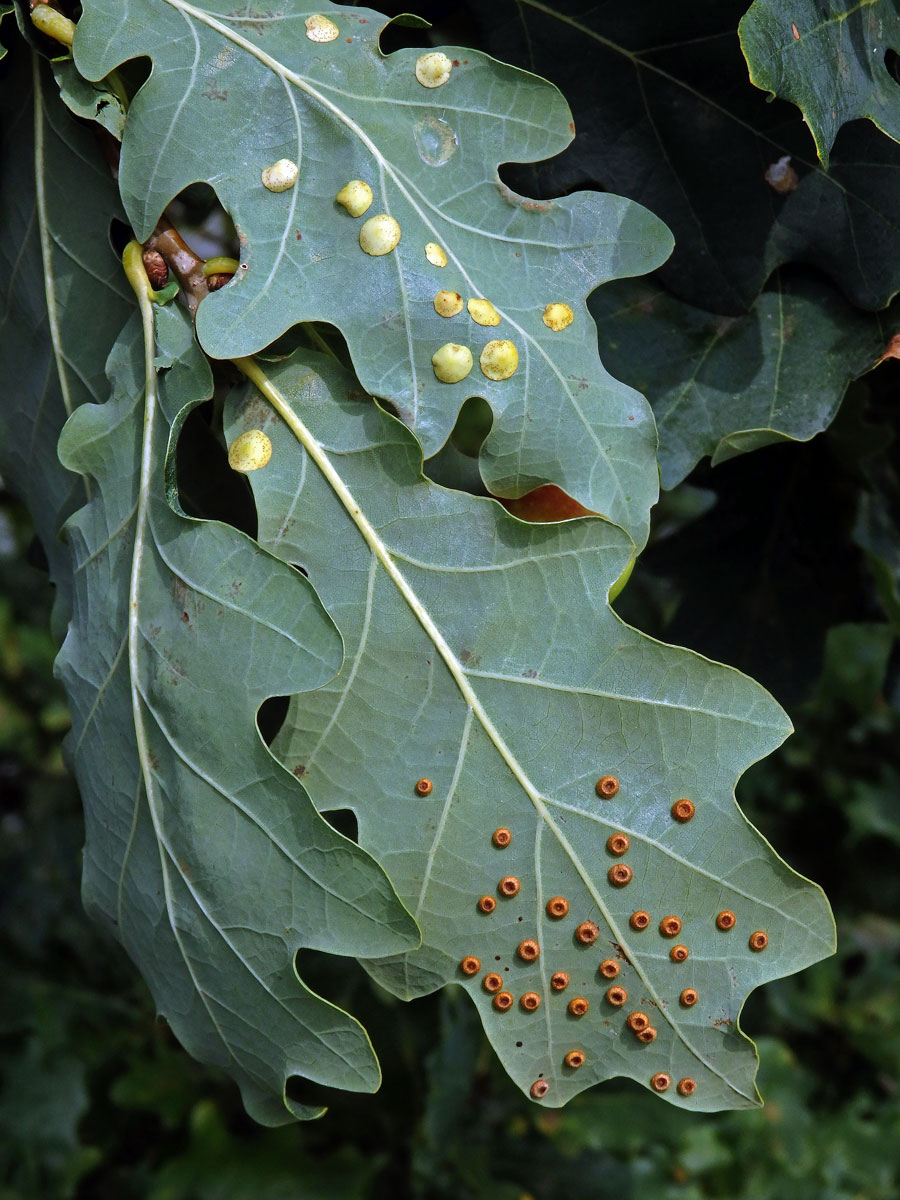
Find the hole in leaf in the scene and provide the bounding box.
[291,563,309,578]
[284,1074,332,1114]
[497,158,578,204]
[108,217,133,258]
[165,183,239,261]
[117,54,152,100]
[501,484,595,524]
[257,695,289,747]
[175,401,258,534]
[886,49,900,86]
[319,808,359,843]
[375,2,480,53]
[423,396,493,495]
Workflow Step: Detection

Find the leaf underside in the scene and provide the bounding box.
[72,0,674,547]
[55,305,418,1125]
[740,0,900,168]
[224,350,835,1111]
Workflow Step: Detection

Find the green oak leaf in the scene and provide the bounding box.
[55,301,419,1125]
[72,0,672,548]
[0,50,129,636]
[223,349,835,1111]
[592,271,900,488]
[452,0,900,314]
[740,0,900,169]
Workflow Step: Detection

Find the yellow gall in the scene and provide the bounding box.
[542,302,574,331]
[434,289,463,317]
[480,339,519,380]
[415,51,453,88]
[335,180,373,217]
[432,343,473,383]
[30,5,76,45]
[359,214,401,256]
[467,298,502,326]
[228,430,272,473]
[425,242,448,267]
[260,159,298,193]
[564,1050,585,1069]
[305,13,339,41]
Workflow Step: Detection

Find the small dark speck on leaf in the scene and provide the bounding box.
[296,231,302,240]
[293,764,307,778]
[181,611,190,623]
